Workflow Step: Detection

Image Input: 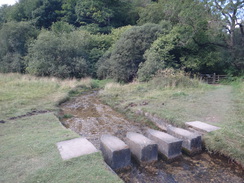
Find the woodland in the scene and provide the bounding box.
[0,0,243,82]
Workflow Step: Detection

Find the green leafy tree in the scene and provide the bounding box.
[59,0,78,26]
[75,0,136,33]
[0,5,11,27]
[32,0,63,28]
[51,21,75,34]
[0,21,38,73]
[97,23,163,82]
[137,0,226,80]
[137,0,188,25]
[138,28,178,81]
[205,0,244,73]
[26,30,91,78]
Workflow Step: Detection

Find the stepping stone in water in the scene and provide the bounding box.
[185,121,220,133]
[57,137,98,160]
[167,126,202,155]
[146,129,183,160]
[125,132,158,163]
[100,134,131,170]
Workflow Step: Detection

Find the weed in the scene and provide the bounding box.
[62,114,73,118]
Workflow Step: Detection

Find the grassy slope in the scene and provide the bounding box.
[204,80,244,165]
[100,79,244,166]
[0,73,122,183]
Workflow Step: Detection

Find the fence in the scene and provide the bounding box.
[200,73,228,84]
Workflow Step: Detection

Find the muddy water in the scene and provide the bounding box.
[60,92,244,183]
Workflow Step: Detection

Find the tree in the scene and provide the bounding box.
[0,5,11,27]
[207,0,244,46]
[32,0,63,28]
[26,29,91,78]
[137,0,191,25]
[97,23,163,82]
[59,0,78,26]
[75,0,136,33]
[138,1,226,80]
[0,21,38,73]
[205,0,244,73]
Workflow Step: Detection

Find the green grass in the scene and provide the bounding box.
[204,79,244,166]
[0,73,122,183]
[100,76,244,166]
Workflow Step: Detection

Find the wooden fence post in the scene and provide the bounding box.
[213,73,216,84]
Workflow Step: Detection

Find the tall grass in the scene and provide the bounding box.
[149,69,203,89]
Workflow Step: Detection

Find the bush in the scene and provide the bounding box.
[149,68,201,89]
[0,21,38,73]
[26,30,91,78]
[97,23,164,82]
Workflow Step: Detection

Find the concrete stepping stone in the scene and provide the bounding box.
[100,134,131,170]
[185,121,220,133]
[167,126,202,155]
[146,129,183,160]
[125,132,158,163]
[56,137,98,160]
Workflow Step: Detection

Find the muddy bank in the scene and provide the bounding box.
[59,92,244,183]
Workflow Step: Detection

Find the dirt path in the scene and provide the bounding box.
[196,85,233,124]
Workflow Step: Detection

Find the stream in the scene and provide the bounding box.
[59,92,244,183]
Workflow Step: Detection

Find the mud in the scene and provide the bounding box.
[8,110,52,121]
[60,92,244,183]
[1,110,52,123]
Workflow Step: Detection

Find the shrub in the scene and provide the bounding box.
[149,68,201,89]
[26,30,91,78]
[97,23,164,82]
[0,21,38,73]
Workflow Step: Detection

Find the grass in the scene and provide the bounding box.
[100,73,244,166]
[204,79,244,166]
[0,73,122,183]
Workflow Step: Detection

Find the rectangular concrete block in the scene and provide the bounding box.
[167,126,202,154]
[57,138,98,160]
[100,134,131,170]
[146,129,183,160]
[125,132,158,163]
[185,121,220,133]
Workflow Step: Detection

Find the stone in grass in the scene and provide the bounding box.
[185,121,220,133]
[167,126,202,155]
[57,137,98,160]
[100,134,131,170]
[146,129,183,161]
[125,132,158,163]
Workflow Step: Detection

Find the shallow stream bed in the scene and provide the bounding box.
[59,92,244,183]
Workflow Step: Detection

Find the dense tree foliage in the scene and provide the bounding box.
[26,29,90,78]
[0,21,38,73]
[97,23,163,82]
[0,0,243,80]
[205,0,244,73]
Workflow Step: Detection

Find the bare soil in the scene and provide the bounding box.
[59,92,147,148]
